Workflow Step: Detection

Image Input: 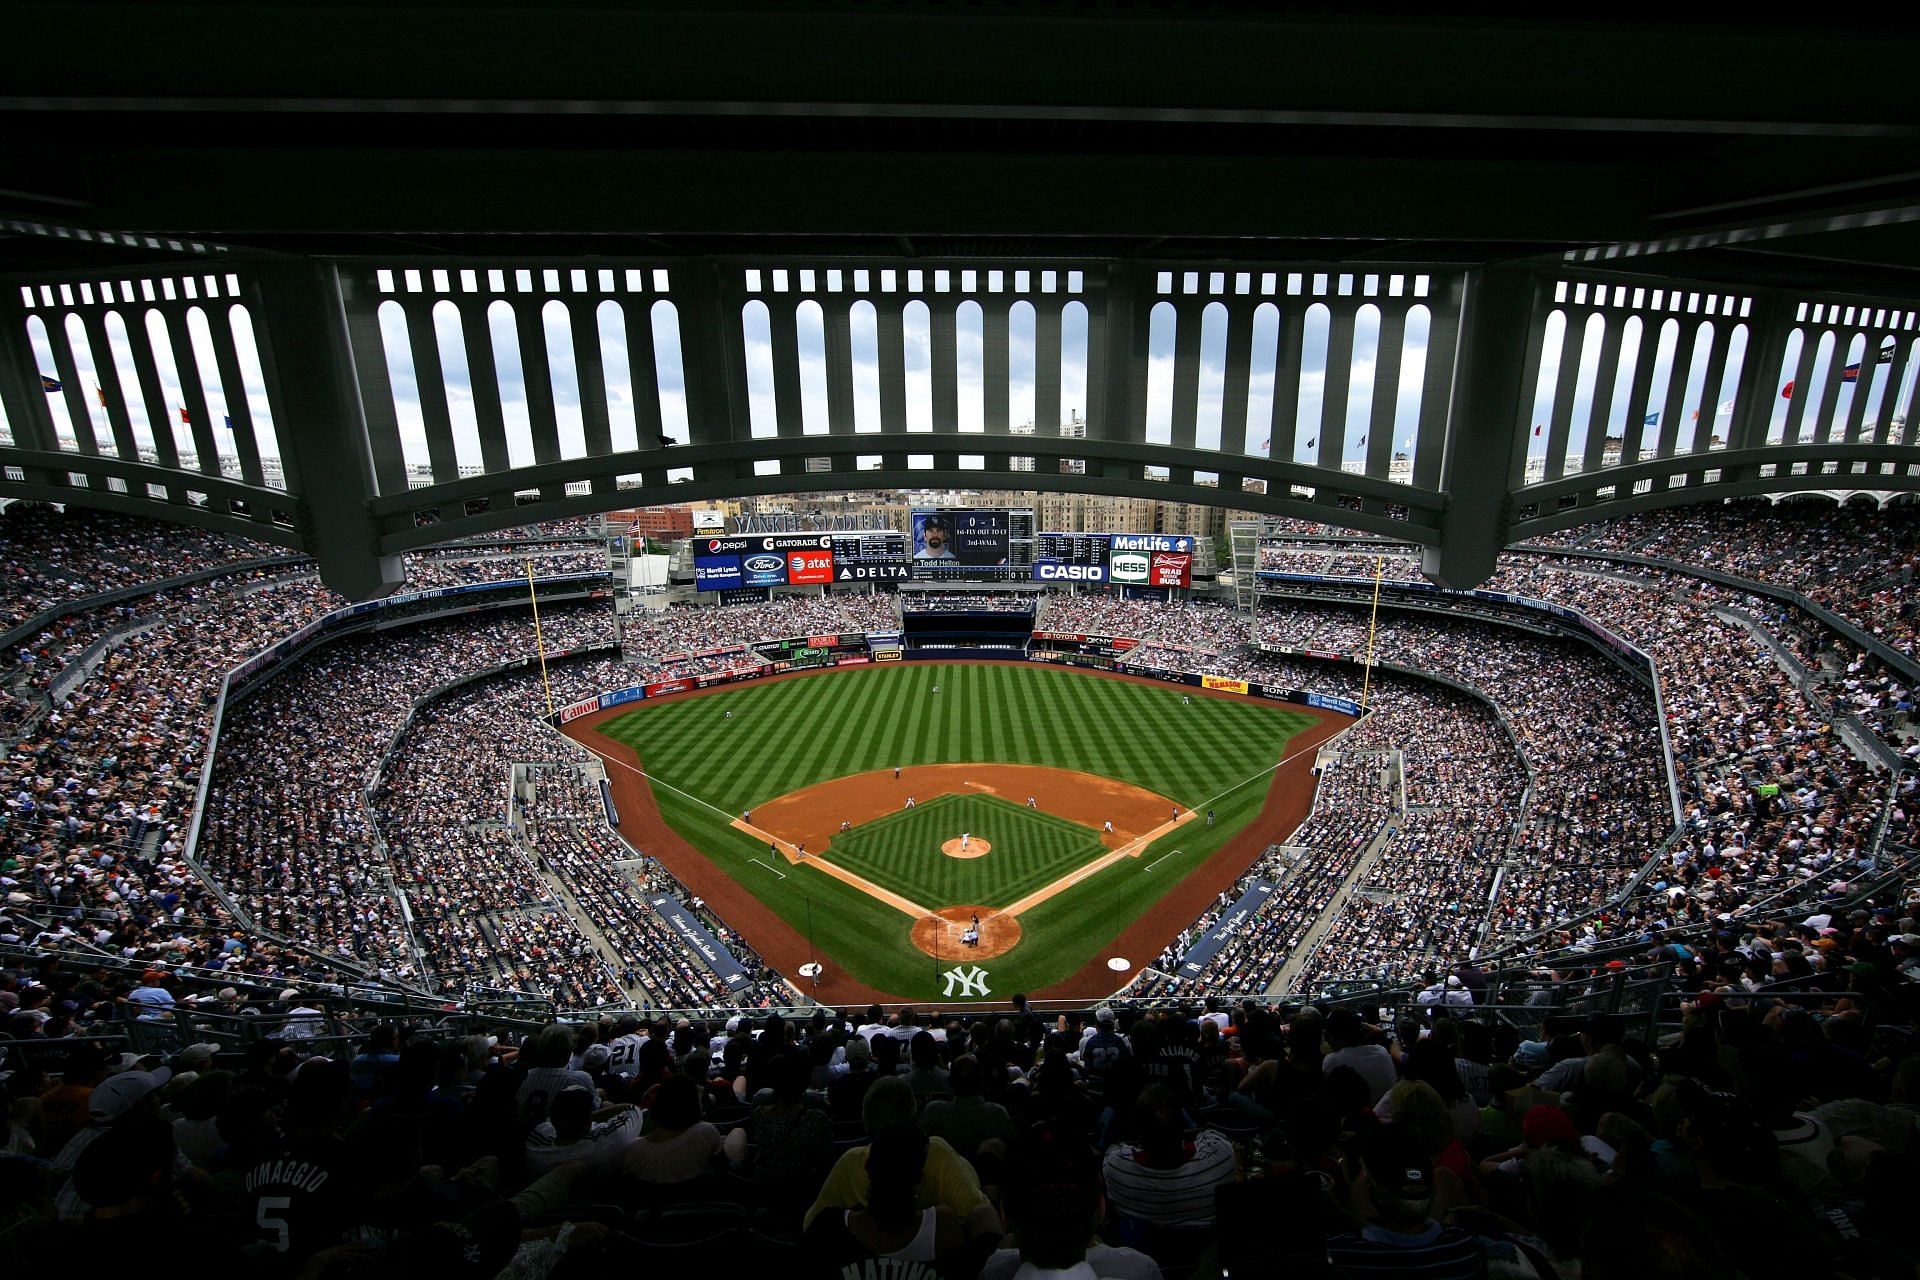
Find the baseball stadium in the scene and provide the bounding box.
[3,7,1919,1278]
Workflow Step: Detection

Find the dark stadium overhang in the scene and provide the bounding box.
[3,6,1920,596]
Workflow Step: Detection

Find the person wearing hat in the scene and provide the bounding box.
[1328,1124,1484,1279]
[1076,1006,1129,1098]
[50,1059,176,1220]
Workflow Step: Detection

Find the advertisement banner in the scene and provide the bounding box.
[1032,559,1108,583]
[1202,675,1249,695]
[740,550,789,587]
[558,697,602,724]
[645,678,693,697]
[693,556,743,590]
[1111,534,1193,555]
[1032,631,1086,643]
[646,894,754,991]
[1177,881,1274,976]
[599,686,645,708]
[1108,550,1151,583]
[1150,551,1193,588]
[836,654,872,666]
[867,630,902,643]
[785,548,835,584]
[691,509,726,532]
[1112,638,1139,651]
[872,648,903,662]
[834,562,911,582]
[807,634,841,648]
[1306,692,1363,716]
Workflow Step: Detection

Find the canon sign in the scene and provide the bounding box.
[1033,561,1108,582]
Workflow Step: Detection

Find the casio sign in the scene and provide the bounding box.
[1036,563,1105,581]
[744,554,784,573]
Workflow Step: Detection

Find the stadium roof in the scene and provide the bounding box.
[4,3,1919,297]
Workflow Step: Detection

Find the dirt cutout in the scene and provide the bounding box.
[941,836,992,859]
[912,906,1022,961]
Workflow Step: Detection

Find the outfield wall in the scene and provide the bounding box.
[550,637,1365,726]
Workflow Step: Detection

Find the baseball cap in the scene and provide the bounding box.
[1892,934,1920,949]
[1361,1125,1434,1203]
[580,1043,611,1070]
[1446,976,1462,988]
[279,988,302,1002]
[1513,1040,1551,1071]
[725,1015,743,1033]
[844,1035,871,1062]
[218,987,238,1000]
[1523,1104,1579,1148]
[1095,1005,1115,1024]
[89,1066,173,1121]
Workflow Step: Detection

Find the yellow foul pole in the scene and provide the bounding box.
[1360,554,1385,712]
[526,558,554,718]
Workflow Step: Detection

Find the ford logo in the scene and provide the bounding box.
[744,555,783,572]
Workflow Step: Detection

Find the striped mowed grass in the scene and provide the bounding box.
[597,661,1320,997]
[821,793,1105,910]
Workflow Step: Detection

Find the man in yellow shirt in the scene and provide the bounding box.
[802,1077,1002,1241]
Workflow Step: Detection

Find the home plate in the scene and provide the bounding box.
[1107,957,1131,971]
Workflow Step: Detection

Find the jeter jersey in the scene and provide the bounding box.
[246,1133,352,1260]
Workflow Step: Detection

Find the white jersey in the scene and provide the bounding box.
[606,1032,648,1077]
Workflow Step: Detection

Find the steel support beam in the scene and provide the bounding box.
[1423,266,1536,589]
[247,259,403,599]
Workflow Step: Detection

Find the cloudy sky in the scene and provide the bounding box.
[12,279,1917,487]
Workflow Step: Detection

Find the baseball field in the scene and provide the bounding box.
[568,660,1342,1004]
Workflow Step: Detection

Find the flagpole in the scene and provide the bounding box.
[1360,554,1385,712]
[526,558,554,719]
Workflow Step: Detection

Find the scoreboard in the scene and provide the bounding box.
[1032,532,1112,583]
[829,531,911,582]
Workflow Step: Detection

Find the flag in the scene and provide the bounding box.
[1842,363,1861,383]
[1534,424,1543,436]
[1690,409,1699,421]
[41,374,62,392]
[1356,434,1366,446]
[1258,437,1269,451]
[96,386,108,409]
[1780,381,1795,399]
[1718,399,1736,415]
[1877,345,1895,364]
[178,406,191,424]
[224,415,233,431]
[1305,436,1316,448]
[1642,411,1660,426]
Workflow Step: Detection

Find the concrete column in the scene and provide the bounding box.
[1421,266,1536,589]
[247,259,404,600]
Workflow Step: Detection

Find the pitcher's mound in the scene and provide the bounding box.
[941,836,992,859]
[912,906,1021,960]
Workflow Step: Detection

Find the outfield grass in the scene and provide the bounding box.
[821,793,1107,910]
[598,662,1320,999]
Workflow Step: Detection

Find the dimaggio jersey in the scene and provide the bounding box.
[245,1133,351,1259]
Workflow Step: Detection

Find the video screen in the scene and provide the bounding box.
[911,509,1009,568]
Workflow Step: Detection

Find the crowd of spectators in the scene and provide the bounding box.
[1039,596,1255,654]
[7,907,1918,1280]
[900,594,1038,614]
[620,595,899,659]
[1133,753,1396,997]
[1531,497,1920,656]
[196,607,620,983]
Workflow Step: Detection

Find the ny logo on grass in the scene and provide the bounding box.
[941,964,991,998]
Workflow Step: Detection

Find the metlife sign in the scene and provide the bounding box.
[1110,534,1193,554]
[1032,560,1108,583]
